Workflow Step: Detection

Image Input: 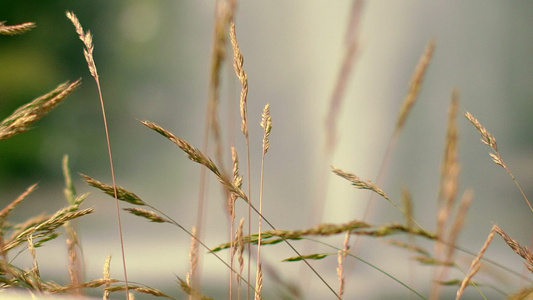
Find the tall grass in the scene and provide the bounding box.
[0,4,532,300]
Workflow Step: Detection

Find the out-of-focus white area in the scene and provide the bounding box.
[2,1,533,299]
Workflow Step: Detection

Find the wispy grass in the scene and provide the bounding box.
[66,10,130,298]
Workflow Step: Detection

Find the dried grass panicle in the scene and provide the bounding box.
[211,220,436,253]
[123,208,169,223]
[3,208,93,253]
[236,218,245,283]
[331,166,390,201]
[254,262,263,300]
[456,225,496,300]
[105,284,174,299]
[0,21,36,35]
[186,226,199,292]
[437,92,460,231]
[66,11,98,79]
[463,111,498,152]
[178,277,213,300]
[261,104,272,154]
[494,225,533,273]
[141,120,249,202]
[103,255,112,300]
[81,174,146,206]
[337,231,350,298]
[0,79,81,140]
[395,39,435,132]
[229,21,249,137]
[0,183,38,222]
[445,190,473,263]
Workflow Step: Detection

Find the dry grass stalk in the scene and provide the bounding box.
[0,79,81,140]
[229,20,253,296]
[186,226,199,300]
[432,92,461,299]
[0,21,36,35]
[494,225,533,273]
[66,228,81,294]
[395,39,435,132]
[464,111,533,212]
[229,21,249,139]
[445,190,474,264]
[236,217,245,287]
[66,11,130,297]
[27,235,42,291]
[437,91,460,237]
[324,0,364,152]
[211,220,437,253]
[123,208,168,223]
[103,255,112,300]
[228,147,240,298]
[254,262,263,300]
[337,231,350,298]
[456,225,496,300]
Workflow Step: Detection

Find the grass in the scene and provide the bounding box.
[1,3,533,300]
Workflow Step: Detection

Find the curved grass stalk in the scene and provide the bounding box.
[66,11,129,298]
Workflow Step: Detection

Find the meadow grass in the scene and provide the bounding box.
[0,4,533,300]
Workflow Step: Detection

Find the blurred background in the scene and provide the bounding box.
[1,1,533,299]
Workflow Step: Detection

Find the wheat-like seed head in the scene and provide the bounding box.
[456,225,496,300]
[0,21,36,35]
[66,11,98,80]
[229,22,249,138]
[260,104,272,155]
[0,79,81,140]
[494,225,533,273]
[395,39,435,131]
[331,166,390,201]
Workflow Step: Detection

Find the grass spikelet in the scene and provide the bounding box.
[230,21,249,138]
[0,21,36,35]
[141,120,248,202]
[283,253,328,262]
[103,255,112,300]
[260,104,272,155]
[337,232,350,298]
[464,110,533,212]
[66,11,98,79]
[81,174,146,206]
[0,183,38,222]
[456,225,496,300]
[28,235,42,291]
[254,262,263,300]
[445,190,474,264]
[66,10,129,296]
[177,277,213,300]
[186,226,199,299]
[494,225,533,273]
[395,39,435,132]
[256,103,272,298]
[0,79,81,140]
[236,217,245,286]
[105,284,175,299]
[331,166,390,201]
[229,20,253,297]
[123,208,169,223]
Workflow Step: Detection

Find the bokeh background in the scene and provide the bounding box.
[1,1,533,299]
